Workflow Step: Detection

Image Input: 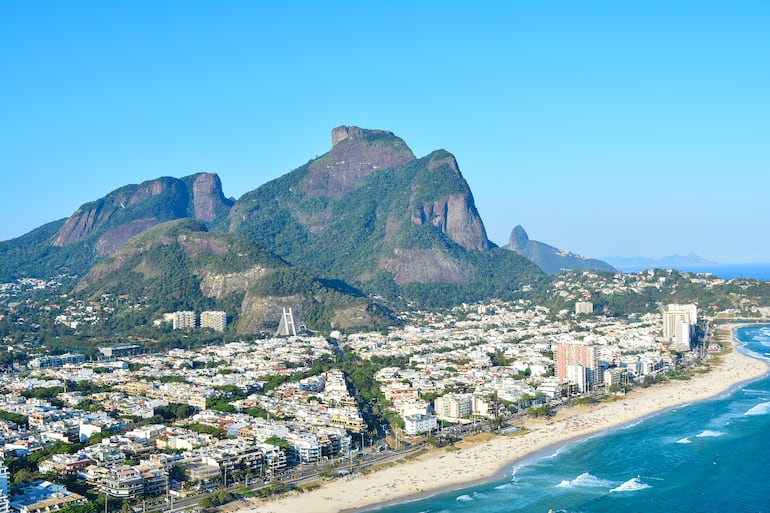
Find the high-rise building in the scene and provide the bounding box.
[575,301,594,315]
[200,311,227,332]
[663,304,697,349]
[0,463,9,513]
[433,393,473,420]
[566,363,588,393]
[173,311,196,330]
[675,320,692,350]
[556,342,602,388]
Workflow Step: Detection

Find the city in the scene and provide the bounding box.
[0,267,766,513]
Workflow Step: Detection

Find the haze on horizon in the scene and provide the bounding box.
[1,2,768,264]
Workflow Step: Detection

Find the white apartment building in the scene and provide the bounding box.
[575,301,594,315]
[433,393,473,421]
[566,363,588,393]
[173,311,196,330]
[404,413,437,436]
[200,311,227,332]
[663,303,697,350]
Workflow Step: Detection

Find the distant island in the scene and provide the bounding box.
[602,253,718,268]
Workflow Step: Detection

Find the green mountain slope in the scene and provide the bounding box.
[230,126,541,306]
[74,219,394,333]
[0,173,232,281]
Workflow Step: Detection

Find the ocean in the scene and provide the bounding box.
[369,325,770,513]
[614,263,770,282]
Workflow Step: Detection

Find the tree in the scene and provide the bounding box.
[264,435,290,451]
[13,468,36,485]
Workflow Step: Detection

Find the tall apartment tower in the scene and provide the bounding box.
[173,311,196,330]
[556,342,601,388]
[566,363,588,393]
[575,301,594,315]
[200,311,227,332]
[433,393,473,420]
[0,463,9,513]
[663,303,697,350]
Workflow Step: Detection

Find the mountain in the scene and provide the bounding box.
[229,126,541,306]
[505,225,616,274]
[0,173,232,281]
[1,126,544,310]
[74,219,393,334]
[602,253,718,268]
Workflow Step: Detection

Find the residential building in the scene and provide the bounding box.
[566,363,587,393]
[662,303,697,349]
[0,463,8,513]
[556,341,602,388]
[575,301,594,315]
[675,321,692,350]
[604,368,630,388]
[200,311,227,332]
[404,414,437,436]
[433,393,472,421]
[27,354,85,370]
[9,481,86,513]
[101,467,144,499]
[173,311,196,330]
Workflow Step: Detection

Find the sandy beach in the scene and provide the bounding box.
[245,324,768,513]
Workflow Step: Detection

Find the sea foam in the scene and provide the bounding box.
[696,430,725,438]
[556,472,613,489]
[676,437,692,444]
[610,477,651,493]
[744,401,770,416]
[456,494,473,502]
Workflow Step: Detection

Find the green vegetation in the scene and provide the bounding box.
[154,403,197,421]
[198,490,235,508]
[0,410,27,425]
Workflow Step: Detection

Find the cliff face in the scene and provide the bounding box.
[52,173,232,257]
[231,127,495,289]
[413,194,490,253]
[191,173,231,222]
[303,126,416,199]
[0,125,543,310]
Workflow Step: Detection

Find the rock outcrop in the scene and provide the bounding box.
[303,126,415,199]
[231,126,504,293]
[52,173,232,256]
[506,225,615,274]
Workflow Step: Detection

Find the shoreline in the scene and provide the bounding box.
[245,323,769,513]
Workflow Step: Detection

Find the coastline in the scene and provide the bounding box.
[245,323,769,513]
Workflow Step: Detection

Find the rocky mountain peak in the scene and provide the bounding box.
[509,225,530,250]
[505,225,615,274]
[332,125,397,146]
[51,173,232,257]
[191,173,232,222]
[303,126,415,199]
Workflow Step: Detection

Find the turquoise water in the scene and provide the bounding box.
[369,325,770,513]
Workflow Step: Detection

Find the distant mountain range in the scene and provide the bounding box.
[505,226,615,274]
[0,126,614,331]
[602,253,718,268]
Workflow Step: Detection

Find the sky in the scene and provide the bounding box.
[1,1,769,263]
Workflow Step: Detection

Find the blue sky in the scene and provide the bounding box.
[1,1,768,263]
